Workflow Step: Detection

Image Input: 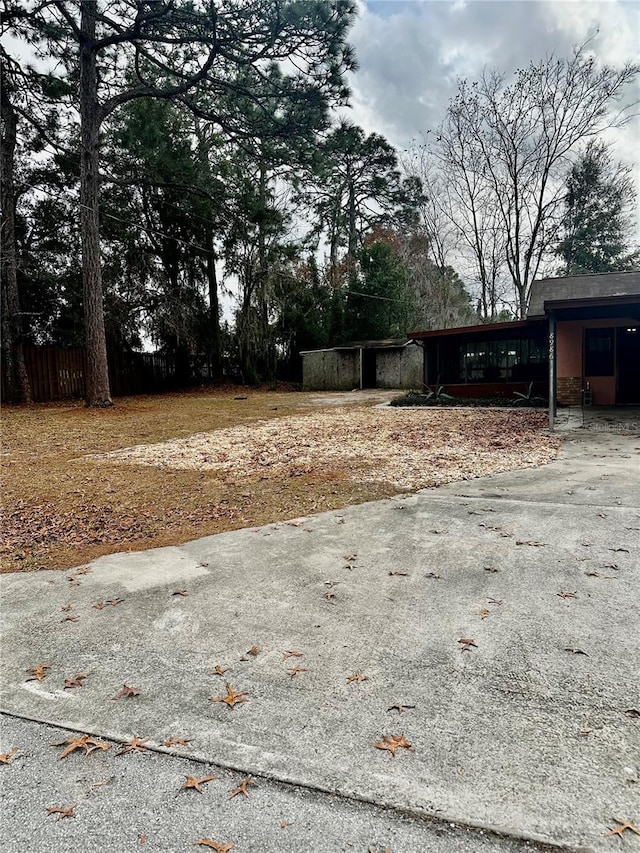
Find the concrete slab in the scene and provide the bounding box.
[1,714,557,853]
[1,432,638,852]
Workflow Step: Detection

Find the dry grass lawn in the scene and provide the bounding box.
[1,386,559,573]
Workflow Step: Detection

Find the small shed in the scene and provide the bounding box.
[300,339,422,391]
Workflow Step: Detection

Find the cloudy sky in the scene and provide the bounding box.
[342,0,640,186]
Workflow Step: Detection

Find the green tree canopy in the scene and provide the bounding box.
[556,140,639,275]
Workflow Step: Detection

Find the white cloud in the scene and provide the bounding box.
[342,0,640,234]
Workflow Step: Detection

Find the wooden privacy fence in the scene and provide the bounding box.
[13,345,217,403]
[23,345,85,402]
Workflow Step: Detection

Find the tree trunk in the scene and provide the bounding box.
[0,67,32,404]
[80,1,112,406]
[205,223,221,377]
[347,168,357,260]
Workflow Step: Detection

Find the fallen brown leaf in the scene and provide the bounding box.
[210,682,249,709]
[625,708,640,718]
[387,704,415,715]
[211,665,229,677]
[61,604,73,612]
[64,673,88,689]
[604,820,640,838]
[282,650,303,660]
[280,821,291,828]
[372,734,412,757]
[26,663,51,682]
[46,803,76,821]
[172,588,188,597]
[479,608,490,619]
[182,774,216,793]
[458,638,478,652]
[0,747,18,765]
[556,591,577,599]
[116,736,149,756]
[286,666,307,678]
[106,598,124,607]
[60,614,79,623]
[163,737,191,747]
[388,571,408,576]
[193,841,234,852]
[228,776,256,799]
[564,647,588,656]
[53,734,111,759]
[92,602,106,610]
[347,672,366,683]
[112,684,140,700]
[488,597,503,605]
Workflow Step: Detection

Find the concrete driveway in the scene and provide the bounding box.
[1,428,638,852]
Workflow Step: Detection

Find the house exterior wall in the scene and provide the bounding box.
[302,350,360,391]
[376,345,422,389]
[556,319,629,405]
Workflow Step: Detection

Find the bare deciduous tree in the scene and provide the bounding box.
[432,41,639,318]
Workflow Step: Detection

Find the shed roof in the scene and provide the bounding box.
[527,271,640,318]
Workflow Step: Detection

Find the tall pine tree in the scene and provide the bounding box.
[556,140,639,274]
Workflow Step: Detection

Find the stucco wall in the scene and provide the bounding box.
[376,345,423,389]
[302,350,359,391]
[556,319,629,406]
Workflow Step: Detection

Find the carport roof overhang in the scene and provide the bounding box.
[529,294,640,322]
[407,320,541,341]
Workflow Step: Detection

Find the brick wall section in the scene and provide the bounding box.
[557,376,582,405]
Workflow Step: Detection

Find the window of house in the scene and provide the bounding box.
[584,328,614,376]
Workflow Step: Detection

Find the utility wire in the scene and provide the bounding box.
[23,184,408,306]
[24,182,213,255]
